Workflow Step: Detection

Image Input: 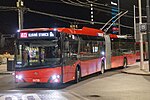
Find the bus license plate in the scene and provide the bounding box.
[32,79,40,82]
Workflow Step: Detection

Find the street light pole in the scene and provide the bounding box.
[134,5,137,40]
[146,0,150,71]
[118,0,121,35]
[17,0,24,30]
[138,0,144,69]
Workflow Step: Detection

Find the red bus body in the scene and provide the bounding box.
[16,67,61,83]
[136,42,148,60]
[15,27,136,84]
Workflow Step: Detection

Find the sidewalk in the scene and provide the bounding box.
[122,61,150,76]
[0,64,14,75]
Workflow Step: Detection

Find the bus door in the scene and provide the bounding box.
[62,34,78,82]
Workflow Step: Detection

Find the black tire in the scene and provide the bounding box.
[75,67,81,83]
[101,62,105,74]
[123,58,127,68]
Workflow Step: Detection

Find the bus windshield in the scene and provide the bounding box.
[16,40,61,68]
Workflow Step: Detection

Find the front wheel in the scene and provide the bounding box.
[123,58,127,68]
[101,62,105,74]
[75,67,81,83]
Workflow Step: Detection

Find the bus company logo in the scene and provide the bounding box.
[20,32,28,38]
[34,72,38,76]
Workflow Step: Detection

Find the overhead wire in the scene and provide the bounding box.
[0,3,134,29]
[76,0,133,18]
[39,0,134,29]
[76,0,113,13]
[28,8,134,29]
[36,0,114,15]
[66,0,134,28]
[35,0,133,18]
[32,0,134,29]
[61,0,115,16]
[0,6,18,11]
[69,0,133,18]
[35,0,64,4]
[27,9,106,25]
[86,0,134,13]
[60,0,87,7]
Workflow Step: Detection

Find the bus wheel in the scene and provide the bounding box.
[101,62,105,74]
[123,58,127,68]
[75,67,81,83]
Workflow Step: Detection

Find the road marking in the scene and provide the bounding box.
[22,94,41,100]
[69,92,90,100]
[0,91,88,100]
[0,95,18,100]
[0,94,41,100]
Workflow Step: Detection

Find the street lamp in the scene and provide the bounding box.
[17,0,24,30]
[146,0,150,71]
[138,0,144,70]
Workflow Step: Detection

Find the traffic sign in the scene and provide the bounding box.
[140,23,147,32]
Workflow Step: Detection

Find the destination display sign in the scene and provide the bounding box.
[19,31,56,39]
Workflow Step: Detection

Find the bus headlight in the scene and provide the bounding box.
[52,75,60,80]
[51,75,60,83]
[16,75,23,80]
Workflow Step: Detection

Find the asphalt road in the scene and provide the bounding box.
[0,67,150,100]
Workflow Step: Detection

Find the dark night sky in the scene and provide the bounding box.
[0,0,147,35]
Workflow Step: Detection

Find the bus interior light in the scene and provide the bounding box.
[101,51,105,55]
[53,28,57,31]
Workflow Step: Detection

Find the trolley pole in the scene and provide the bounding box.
[138,0,144,70]
[146,0,150,72]
[17,0,24,30]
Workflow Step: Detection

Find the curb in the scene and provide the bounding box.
[0,72,14,75]
[121,70,150,76]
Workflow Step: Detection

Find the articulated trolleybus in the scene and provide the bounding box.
[15,27,136,84]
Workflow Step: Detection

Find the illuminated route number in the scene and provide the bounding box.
[20,32,28,38]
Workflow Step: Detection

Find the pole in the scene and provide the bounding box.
[118,0,121,35]
[134,5,137,40]
[138,0,144,69]
[17,0,24,30]
[146,0,150,71]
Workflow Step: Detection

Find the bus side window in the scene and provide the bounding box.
[22,50,28,65]
[64,41,69,52]
[111,50,117,56]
